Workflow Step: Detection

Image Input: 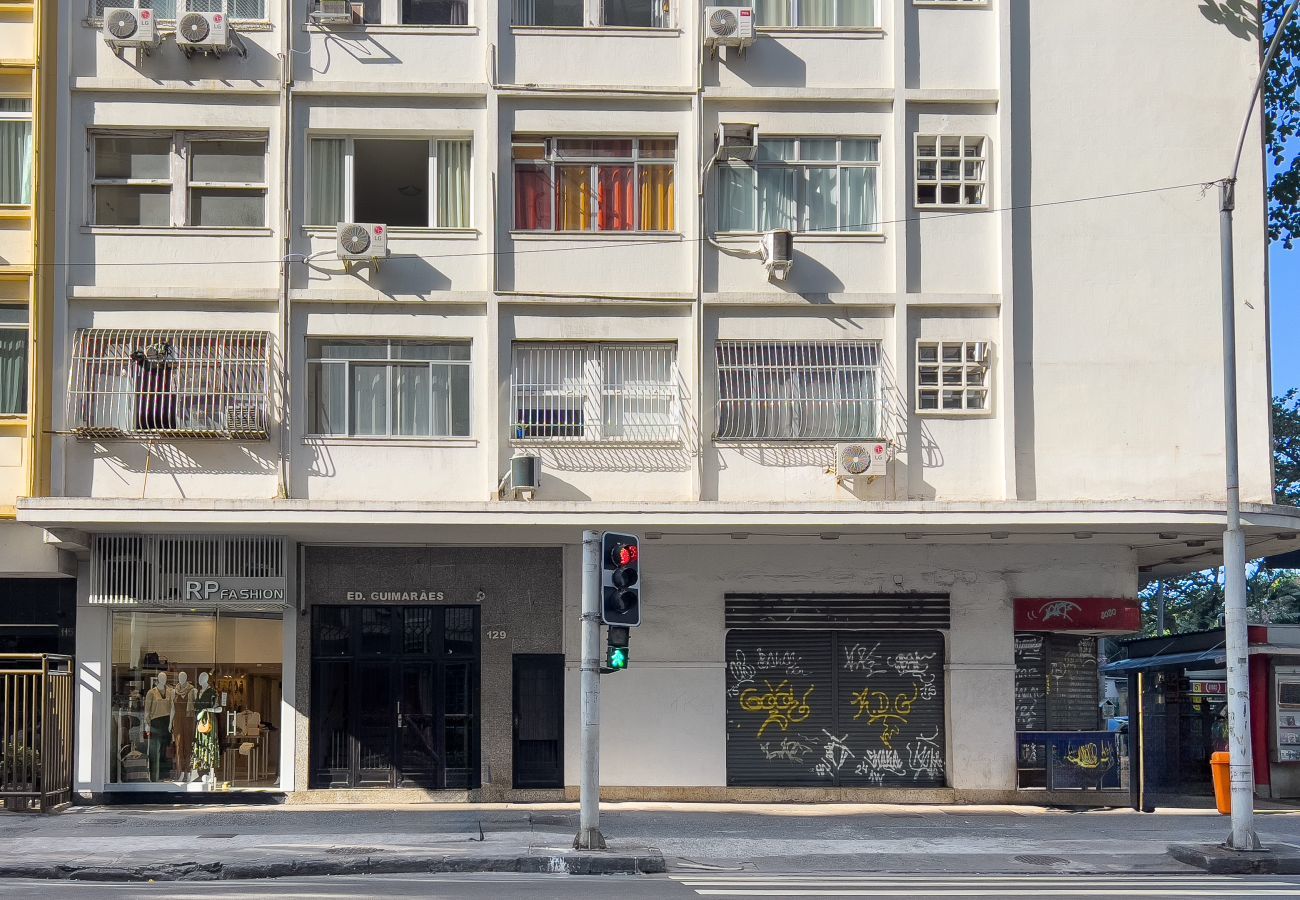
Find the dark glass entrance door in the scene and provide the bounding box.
[311,605,480,789]
[513,654,564,788]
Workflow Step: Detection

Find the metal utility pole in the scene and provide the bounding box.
[1218,0,1299,852]
[574,529,606,850]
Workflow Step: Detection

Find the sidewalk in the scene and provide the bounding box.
[2,801,1300,882]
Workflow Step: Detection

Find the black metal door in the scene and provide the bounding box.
[311,605,480,789]
[513,654,564,788]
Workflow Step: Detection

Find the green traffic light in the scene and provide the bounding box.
[607,647,628,670]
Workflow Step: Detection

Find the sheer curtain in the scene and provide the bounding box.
[0,327,26,415]
[753,0,790,26]
[514,166,552,229]
[308,138,344,226]
[0,100,31,206]
[718,165,755,232]
[800,0,833,25]
[436,140,471,228]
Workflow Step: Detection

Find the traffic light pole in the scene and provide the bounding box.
[574,529,607,850]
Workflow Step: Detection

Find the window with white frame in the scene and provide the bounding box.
[914,134,987,208]
[308,137,471,229]
[511,0,670,28]
[0,99,32,207]
[715,340,882,441]
[510,343,680,443]
[92,0,267,20]
[512,137,676,232]
[307,0,469,25]
[66,329,271,439]
[91,133,268,228]
[737,0,876,27]
[0,305,27,416]
[915,340,989,413]
[307,339,471,438]
[913,0,983,5]
[718,137,879,234]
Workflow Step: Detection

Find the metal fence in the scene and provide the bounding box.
[90,534,288,607]
[0,655,74,812]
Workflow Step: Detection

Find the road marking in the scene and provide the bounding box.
[671,874,1300,897]
[688,892,1300,898]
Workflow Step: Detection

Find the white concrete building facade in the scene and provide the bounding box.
[21,0,1300,802]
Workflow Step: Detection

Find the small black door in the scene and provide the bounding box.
[513,654,564,789]
[310,605,480,789]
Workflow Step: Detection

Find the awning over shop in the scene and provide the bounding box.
[1103,648,1226,674]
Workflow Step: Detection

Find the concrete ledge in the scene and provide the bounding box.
[1168,843,1300,874]
[0,850,666,882]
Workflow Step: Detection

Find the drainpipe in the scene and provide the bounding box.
[275,0,294,499]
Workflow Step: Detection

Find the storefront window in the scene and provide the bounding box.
[109,610,282,789]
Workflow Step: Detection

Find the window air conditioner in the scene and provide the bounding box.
[310,0,361,24]
[703,6,754,51]
[224,404,266,437]
[336,222,390,271]
[102,5,160,55]
[762,229,793,280]
[176,9,247,58]
[835,441,889,481]
[718,123,758,161]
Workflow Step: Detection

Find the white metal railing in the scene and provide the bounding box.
[90,534,287,607]
[510,343,680,444]
[91,0,268,20]
[715,339,884,441]
[66,329,271,440]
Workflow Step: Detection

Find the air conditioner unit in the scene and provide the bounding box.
[703,6,754,51]
[176,9,246,58]
[509,454,541,499]
[836,441,889,480]
[310,0,361,24]
[102,6,160,55]
[336,222,389,271]
[224,404,265,437]
[718,122,758,161]
[762,229,793,280]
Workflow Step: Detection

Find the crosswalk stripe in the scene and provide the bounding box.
[688,891,1300,898]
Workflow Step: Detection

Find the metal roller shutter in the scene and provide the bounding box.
[1014,633,1100,731]
[725,625,947,788]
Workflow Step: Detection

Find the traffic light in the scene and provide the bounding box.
[600,531,641,626]
[606,625,630,671]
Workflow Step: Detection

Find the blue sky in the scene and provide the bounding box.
[1273,241,1299,395]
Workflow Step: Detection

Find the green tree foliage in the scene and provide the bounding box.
[1264,0,1300,247]
[1275,388,1300,504]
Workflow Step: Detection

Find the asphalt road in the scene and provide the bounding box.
[2,873,1300,899]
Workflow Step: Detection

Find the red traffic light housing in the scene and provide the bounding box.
[600,532,641,627]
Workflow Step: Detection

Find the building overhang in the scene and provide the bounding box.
[16,498,1300,575]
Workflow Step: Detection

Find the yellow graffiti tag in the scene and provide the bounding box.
[738,679,815,738]
[1064,742,1115,772]
[849,684,919,749]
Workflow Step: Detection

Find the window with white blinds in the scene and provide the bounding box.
[715,340,882,441]
[66,329,271,439]
[510,343,680,444]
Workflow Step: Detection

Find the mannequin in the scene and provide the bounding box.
[142,672,173,782]
[192,671,221,785]
[171,671,197,782]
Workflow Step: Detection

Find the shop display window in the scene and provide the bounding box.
[109,610,282,789]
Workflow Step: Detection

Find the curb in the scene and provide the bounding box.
[0,851,667,882]
[1168,843,1300,875]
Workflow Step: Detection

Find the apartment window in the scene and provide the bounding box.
[512,0,670,27]
[718,137,879,234]
[0,99,32,206]
[513,137,675,232]
[510,343,680,443]
[715,340,882,441]
[307,339,471,438]
[91,133,268,228]
[308,137,471,229]
[916,340,989,413]
[66,329,271,439]
[92,0,267,20]
[739,0,876,27]
[0,306,27,416]
[914,134,987,208]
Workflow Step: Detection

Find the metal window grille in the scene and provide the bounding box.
[90,534,287,606]
[715,340,883,441]
[915,134,987,208]
[66,329,271,440]
[916,340,990,413]
[510,343,680,444]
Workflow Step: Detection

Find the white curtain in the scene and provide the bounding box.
[0,121,31,206]
[718,165,755,232]
[308,138,344,226]
[436,140,471,228]
[393,365,431,436]
[757,167,796,232]
[842,166,877,232]
[838,0,874,26]
[800,0,833,25]
[753,0,790,26]
[351,364,387,436]
[0,328,25,415]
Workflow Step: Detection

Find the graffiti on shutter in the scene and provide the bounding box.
[1014,633,1047,731]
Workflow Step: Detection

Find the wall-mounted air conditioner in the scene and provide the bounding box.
[102,5,160,56]
[336,222,389,272]
[310,0,361,24]
[703,6,754,52]
[718,123,758,161]
[835,441,889,481]
[762,229,793,280]
[177,8,247,58]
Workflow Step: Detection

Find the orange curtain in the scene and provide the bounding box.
[556,166,592,231]
[639,165,674,231]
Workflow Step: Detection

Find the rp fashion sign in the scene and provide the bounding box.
[1013,597,1141,634]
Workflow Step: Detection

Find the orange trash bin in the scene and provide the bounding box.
[1210,751,1232,815]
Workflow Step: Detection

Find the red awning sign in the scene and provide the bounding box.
[1014,597,1142,634]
